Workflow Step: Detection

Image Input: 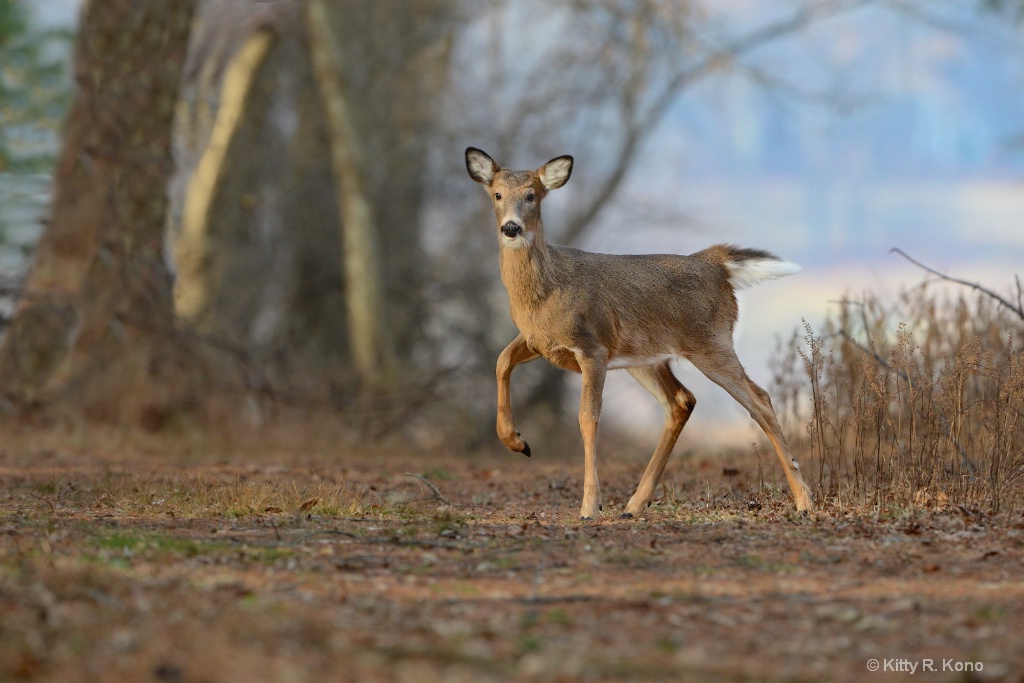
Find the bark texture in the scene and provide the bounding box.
[168,0,451,398]
[0,0,199,425]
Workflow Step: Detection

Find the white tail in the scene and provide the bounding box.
[723,250,802,290]
[466,147,814,519]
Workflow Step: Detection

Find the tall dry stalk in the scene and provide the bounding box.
[771,280,1024,513]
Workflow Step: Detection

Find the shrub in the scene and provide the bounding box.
[771,277,1024,513]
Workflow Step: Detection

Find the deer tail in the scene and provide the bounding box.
[706,244,802,291]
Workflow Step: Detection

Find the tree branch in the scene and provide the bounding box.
[405,472,452,506]
[559,0,867,245]
[891,248,1024,321]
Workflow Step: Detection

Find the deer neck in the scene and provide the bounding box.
[499,230,555,310]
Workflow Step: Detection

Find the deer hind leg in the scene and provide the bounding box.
[688,349,814,512]
[496,334,540,456]
[576,352,608,520]
[622,363,696,518]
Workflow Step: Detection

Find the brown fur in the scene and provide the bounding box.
[466,147,813,518]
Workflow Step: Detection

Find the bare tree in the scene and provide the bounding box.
[169,0,453,401]
[0,0,199,425]
[169,2,351,399]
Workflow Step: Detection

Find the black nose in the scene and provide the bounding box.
[501,221,523,238]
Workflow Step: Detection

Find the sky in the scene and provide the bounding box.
[31,0,80,27]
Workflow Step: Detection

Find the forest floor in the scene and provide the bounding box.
[1,431,1023,683]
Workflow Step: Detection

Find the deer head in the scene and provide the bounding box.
[465,147,573,249]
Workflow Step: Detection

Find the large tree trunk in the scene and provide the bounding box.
[0,0,199,425]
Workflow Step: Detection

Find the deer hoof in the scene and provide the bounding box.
[521,442,531,457]
[620,512,634,519]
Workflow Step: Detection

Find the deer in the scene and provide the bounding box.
[465,147,814,520]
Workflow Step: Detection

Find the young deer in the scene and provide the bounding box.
[465,147,814,519]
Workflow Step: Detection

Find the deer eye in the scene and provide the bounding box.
[494,192,502,201]
[526,192,535,202]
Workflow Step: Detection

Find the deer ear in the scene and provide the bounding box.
[539,155,573,190]
[466,147,498,186]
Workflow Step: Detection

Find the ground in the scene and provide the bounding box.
[1,435,1022,682]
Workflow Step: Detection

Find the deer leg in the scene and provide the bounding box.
[496,334,540,456]
[576,352,608,520]
[622,363,696,518]
[689,349,814,513]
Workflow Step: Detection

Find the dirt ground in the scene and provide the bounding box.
[1,437,1022,683]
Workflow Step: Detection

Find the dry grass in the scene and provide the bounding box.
[1,469,381,521]
[771,280,1024,514]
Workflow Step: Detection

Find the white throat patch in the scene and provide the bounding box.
[501,232,533,249]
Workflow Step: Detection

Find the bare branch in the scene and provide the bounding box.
[1016,274,1023,317]
[560,0,868,245]
[829,326,911,385]
[560,122,645,245]
[891,248,1024,321]
[405,472,452,506]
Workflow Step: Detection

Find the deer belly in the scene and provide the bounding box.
[607,353,677,369]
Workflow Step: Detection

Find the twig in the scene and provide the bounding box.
[831,320,977,476]
[1016,274,1023,318]
[832,327,911,386]
[404,472,452,506]
[891,248,1024,321]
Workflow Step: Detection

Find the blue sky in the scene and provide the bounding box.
[674,2,1024,181]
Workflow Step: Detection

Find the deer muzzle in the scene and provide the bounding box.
[501,221,523,238]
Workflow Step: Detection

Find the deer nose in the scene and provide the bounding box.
[501,221,523,238]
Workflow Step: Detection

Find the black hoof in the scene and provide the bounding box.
[620,512,634,519]
[521,442,531,457]
[580,516,594,521]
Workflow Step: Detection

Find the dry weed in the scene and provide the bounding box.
[771,280,1024,513]
[5,470,369,520]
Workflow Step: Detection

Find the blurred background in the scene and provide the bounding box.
[1,0,1023,452]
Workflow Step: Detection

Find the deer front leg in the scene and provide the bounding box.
[576,352,608,520]
[496,334,540,456]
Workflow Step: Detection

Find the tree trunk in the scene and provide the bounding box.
[324,1,451,368]
[306,0,396,395]
[169,2,352,397]
[0,0,199,425]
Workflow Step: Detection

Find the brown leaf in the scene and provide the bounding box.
[299,497,321,512]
